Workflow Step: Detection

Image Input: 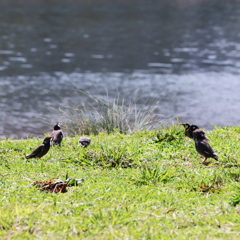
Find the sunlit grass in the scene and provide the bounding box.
[0,125,240,239]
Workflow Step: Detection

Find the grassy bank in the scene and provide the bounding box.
[0,124,240,239]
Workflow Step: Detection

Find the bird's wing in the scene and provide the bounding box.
[51,130,63,141]
[197,140,216,156]
[27,144,44,158]
[51,130,63,144]
[57,131,63,139]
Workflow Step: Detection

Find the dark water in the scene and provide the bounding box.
[1,0,240,138]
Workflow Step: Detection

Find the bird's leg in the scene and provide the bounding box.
[202,158,207,165]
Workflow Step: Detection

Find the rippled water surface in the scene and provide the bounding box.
[0,0,240,138]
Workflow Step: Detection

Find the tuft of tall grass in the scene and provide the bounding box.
[230,185,240,206]
[53,87,160,136]
[133,163,175,185]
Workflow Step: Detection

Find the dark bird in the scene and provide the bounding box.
[26,136,53,159]
[180,123,199,139]
[79,136,91,148]
[51,122,63,146]
[193,129,218,164]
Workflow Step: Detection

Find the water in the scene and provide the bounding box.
[0,0,240,138]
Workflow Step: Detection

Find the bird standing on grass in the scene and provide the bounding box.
[192,129,218,165]
[51,122,63,146]
[79,136,91,148]
[180,123,199,139]
[26,136,53,159]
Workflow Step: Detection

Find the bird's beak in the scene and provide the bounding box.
[50,136,54,138]
[193,130,197,133]
[179,123,183,125]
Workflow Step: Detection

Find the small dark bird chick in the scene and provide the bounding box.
[26,136,53,159]
[193,129,218,164]
[51,122,63,146]
[180,123,199,139]
[79,136,91,148]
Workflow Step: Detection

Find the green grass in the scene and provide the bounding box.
[0,124,240,239]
